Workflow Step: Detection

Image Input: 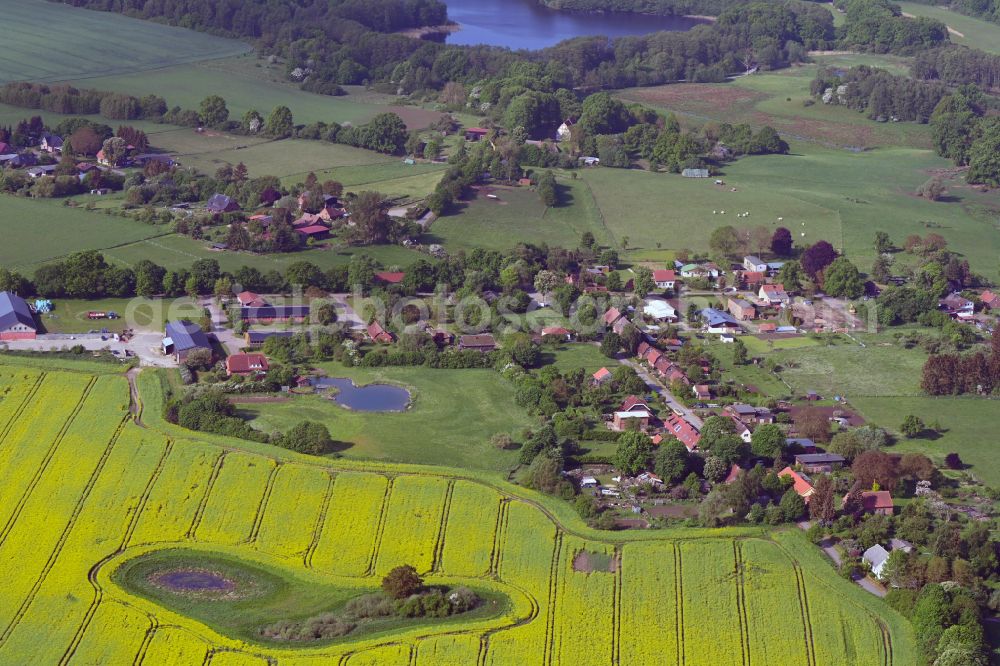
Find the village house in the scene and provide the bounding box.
[652,269,677,291]
[541,326,573,341]
[664,413,701,451]
[612,316,631,335]
[787,437,817,452]
[556,119,574,142]
[729,416,752,443]
[863,544,891,580]
[759,283,790,305]
[678,262,721,280]
[296,225,330,241]
[0,291,37,340]
[980,290,1000,311]
[700,308,742,334]
[692,384,711,401]
[240,305,310,324]
[39,133,63,153]
[225,353,268,377]
[206,193,240,214]
[26,165,57,178]
[592,367,613,386]
[743,255,768,273]
[613,397,652,430]
[244,330,294,348]
[367,321,395,344]
[603,307,623,328]
[725,403,774,425]
[739,271,766,289]
[458,334,497,352]
[940,292,974,319]
[778,467,815,503]
[236,291,268,308]
[723,464,743,484]
[163,320,212,363]
[858,490,894,516]
[794,452,846,473]
[464,127,490,141]
[727,298,756,321]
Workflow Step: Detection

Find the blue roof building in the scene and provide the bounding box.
[700,308,741,330]
[0,291,37,339]
[163,320,211,362]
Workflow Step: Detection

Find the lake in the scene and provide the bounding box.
[312,377,411,412]
[443,0,708,49]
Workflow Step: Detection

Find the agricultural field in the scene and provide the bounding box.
[0,197,170,271]
[0,0,248,84]
[236,363,537,471]
[0,362,918,664]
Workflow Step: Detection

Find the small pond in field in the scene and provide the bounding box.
[150,569,236,593]
[311,377,411,412]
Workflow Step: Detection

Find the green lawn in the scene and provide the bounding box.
[238,364,537,471]
[104,234,428,273]
[429,177,612,251]
[37,297,203,334]
[540,343,610,375]
[0,0,248,84]
[0,197,170,271]
[738,335,821,355]
[851,396,1000,486]
[897,2,1000,54]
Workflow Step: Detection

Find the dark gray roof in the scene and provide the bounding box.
[206,193,237,212]
[794,453,846,464]
[246,330,295,344]
[700,307,740,327]
[240,306,310,320]
[165,320,210,352]
[0,292,35,331]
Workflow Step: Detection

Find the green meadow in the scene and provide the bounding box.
[896,2,1000,54]
[0,0,248,84]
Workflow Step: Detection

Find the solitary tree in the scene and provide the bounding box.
[732,338,748,366]
[901,414,925,438]
[614,430,652,476]
[750,423,785,460]
[199,95,229,127]
[382,565,423,599]
[771,227,793,256]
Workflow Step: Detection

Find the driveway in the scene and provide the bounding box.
[200,296,244,354]
[796,522,886,598]
[329,294,364,330]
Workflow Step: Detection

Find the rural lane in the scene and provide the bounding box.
[617,356,704,428]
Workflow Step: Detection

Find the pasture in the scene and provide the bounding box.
[851,395,1000,487]
[896,2,1000,54]
[430,179,612,251]
[0,197,169,271]
[0,363,918,664]
[0,0,248,84]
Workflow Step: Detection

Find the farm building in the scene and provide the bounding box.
[163,320,211,363]
[0,291,37,340]
[295,225,330,240]
[244,330,294,348]
[613,409,651,431]
[458,334,497,352]
[858,490,894,516]
[464,127,490,141]
[794,452,846,473]
[236,291,267,308]
[681,168,709,178]
[240,306,310,324]
[225,353,268,377]
[980,290,1000,311]
[643,299,676,321]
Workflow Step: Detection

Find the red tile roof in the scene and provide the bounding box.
[296,225,329,236]
[603,307,622,325]
[367,321,394,344]
[541,326,571,337]
[375,271,405,284]
[664,413,700,451]
[592,367,612,382]
[778,467,815,501]
[981,290,999,307]
[723,464,743,484]
[861,491,893,512]
[653,269,677,282]
[620,395,649,412]
[226,353,268,375]
[236,291,266,307]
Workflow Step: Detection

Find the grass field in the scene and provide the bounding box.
[0,197,170,271]
[897,2,1000,54]
[238,363,537,471]
[0,0,248,84]
[429,179,613,251]
[0,362,918,664]
[36,297,204,334]
[67,54,443,128]
[852,395,1000,486]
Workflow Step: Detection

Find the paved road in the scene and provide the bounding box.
[616,355,704,428]
[201,296,244,354]
[330,294,364,330]
[797,521,887,597]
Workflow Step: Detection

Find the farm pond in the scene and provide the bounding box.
[311,377,411,412]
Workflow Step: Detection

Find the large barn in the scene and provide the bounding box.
[0,292,37,340]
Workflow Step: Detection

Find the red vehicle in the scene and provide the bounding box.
[87,312,106,320]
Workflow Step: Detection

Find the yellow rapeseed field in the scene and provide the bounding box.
[0,365,916,665]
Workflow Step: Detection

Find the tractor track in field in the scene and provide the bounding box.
[542,531,563,666]
[611,547,622,665]
[303,472,336,569]
[488,499,510,578]
[0,376,96,548]
[792,562,818,666]
[674,543,685,666]
[0,371,46,447]
[364,476,394,577]
[186,452,227,540]
[734,543,751,666]
[430,480,455,574]
[247,462,282,545]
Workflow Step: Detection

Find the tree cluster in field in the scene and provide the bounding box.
[921,327,1000,395]
[810,65,947,123]
[914,44,1000,91]
[929,84,1000,187]
[835,0,950,54]
[261,565,480,642]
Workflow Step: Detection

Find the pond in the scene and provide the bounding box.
[312,377,412,412]
[443,0,708,50]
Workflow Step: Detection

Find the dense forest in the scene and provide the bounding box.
[914,45,1000,90]
[811,65,948,121]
